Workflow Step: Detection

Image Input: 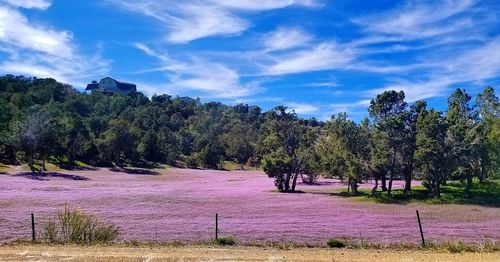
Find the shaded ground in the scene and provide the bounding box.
[0,167,499,245]
[0,245,498,262]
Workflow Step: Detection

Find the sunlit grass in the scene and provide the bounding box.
[0,163,13,174]
[338,180,500,207]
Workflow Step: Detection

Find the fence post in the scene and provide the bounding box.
[31,213,36,242]
[416,210,425,247]
[215,213,218,240]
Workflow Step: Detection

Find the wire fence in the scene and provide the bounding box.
[4,210,498,247]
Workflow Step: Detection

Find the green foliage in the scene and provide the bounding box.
[415,109,447,197]
[339,179,500,207]
[316,113,370,193]
[215,236,237,246]
[42,205,119,244]
[260,106,319,192]
[326,238,346,248]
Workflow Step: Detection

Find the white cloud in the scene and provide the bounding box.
[363,36,500,102]
[287,102,319,114]
[263,27,312,51]
[135,43,261,98]
[210,0,319,10]
[1,0,51,9]
[0,5,110,86]
[354,0,477,41]
[264,42,355,75]
[0,6,72,57]
[109,0,319,43]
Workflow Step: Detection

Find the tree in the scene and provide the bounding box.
[223,122,255,169]
[445,89,477,193]
[316,113,369,194]
[12,110,49,173]
[368,91,407,195]
[415,109,447,197]
[400,100,427,192]
[475,86,500,179]
[98,120,138,165]
[261,106,316,192]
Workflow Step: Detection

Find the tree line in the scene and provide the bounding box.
[0,75,498,197]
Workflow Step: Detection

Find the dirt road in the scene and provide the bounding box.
[0,245,498,262]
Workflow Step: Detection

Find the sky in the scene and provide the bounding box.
[0,0,499,120]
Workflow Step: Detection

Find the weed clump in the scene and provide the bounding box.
[216,236,236,246]
[42,204,119,244]
[327,238,346,248]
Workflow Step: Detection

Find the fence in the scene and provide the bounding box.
[8,209,497,247]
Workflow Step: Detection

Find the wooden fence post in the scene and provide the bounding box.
[31,213,36,242]
[416,210,425,247]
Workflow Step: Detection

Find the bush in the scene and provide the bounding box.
[185,154,200,168]
[216,236,236,246]
[327,238,346,248]
[42,204,119,244]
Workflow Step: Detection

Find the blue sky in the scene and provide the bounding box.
[0,0,499,120]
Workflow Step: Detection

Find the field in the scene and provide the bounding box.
[0,245,499,262]
[0,167,499,246]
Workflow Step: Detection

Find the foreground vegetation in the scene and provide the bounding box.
[0,75,499,199]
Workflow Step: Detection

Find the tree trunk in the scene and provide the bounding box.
[284,173,291,192]
[465,176,473,196]
[388,172,394,195]
[291,173,299,192]
[381,174,387,191]
[41,158,46,173]
[371,177,379,196]
[28,153,36,173]
[404,169,412,192]
[351,179,358,194]
[387,148,396,195]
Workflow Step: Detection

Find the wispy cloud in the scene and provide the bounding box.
[0,4,110,85]
[262,27,312,51]
[109,0,319,43]
[1,0,51,9]
[264,42,355,75]
[134,43,261,98]
[287,102,319,114]
[354,0,479,42]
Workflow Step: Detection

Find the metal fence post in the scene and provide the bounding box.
[215,213,218,240]
[31,213,36,242]
[416,210,425,247]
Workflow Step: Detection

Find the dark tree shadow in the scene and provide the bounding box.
[15,172,90,181]
[110,167,159,176]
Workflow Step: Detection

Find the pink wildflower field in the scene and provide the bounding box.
[0,168,499,245]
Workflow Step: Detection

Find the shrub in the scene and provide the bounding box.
[327,238,346,248]
[216,236,236,246]
[42,204,119,244]
[185,154,200,168]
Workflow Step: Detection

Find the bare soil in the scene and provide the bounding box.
[0,245,498,262]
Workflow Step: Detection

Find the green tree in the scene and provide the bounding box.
[368,90,407,195]
[261,106,316,192]
[316,113,369,194]
[98,120,138,165]
[415,109,447,197]
[475,86,500,179]
[445,89,477,193]
[223,122,255,169]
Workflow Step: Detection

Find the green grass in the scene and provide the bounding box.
[21,162,61,172]
[222,161,259,171]
[338,180,500,207]
[0,163,13,174]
